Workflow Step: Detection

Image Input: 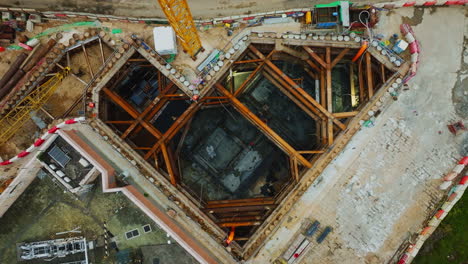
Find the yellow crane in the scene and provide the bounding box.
[0,67,70,145]
[157,0,203,60]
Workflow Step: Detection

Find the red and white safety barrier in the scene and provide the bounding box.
[375,0,467,8]
[397,156,467,264]
[440,156,467,190]
[400,24,420,84]
[0,117,85,166]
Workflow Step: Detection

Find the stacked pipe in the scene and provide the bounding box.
[400,24,419,84]
[0,53,28,100]
[397,156,468,264]
[0,117,85,166]
[0,38,57,102]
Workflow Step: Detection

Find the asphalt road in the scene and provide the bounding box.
[3,0,376,19]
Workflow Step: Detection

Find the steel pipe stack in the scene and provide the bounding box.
[0,53,28,99]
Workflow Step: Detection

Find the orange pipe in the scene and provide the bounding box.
[226,227,235,245]
[351,41,368,62]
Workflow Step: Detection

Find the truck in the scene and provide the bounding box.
[316,226,332,243]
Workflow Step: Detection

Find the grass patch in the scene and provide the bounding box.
[413,190,467,264]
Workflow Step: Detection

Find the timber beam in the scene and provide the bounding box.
[366,52,374,99]
[216,83,312,168]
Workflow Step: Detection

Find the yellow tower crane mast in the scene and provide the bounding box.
[157,0,203,60]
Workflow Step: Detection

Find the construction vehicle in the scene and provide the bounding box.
[304,220,320,237]
[316,226,332,243]
[156,0,203,60]
[0,67,70,145]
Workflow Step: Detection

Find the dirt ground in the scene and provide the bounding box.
[247,7,467,264]
[0,24,115,160]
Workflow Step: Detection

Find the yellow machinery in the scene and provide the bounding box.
[157,0,203,59]
[0,67,70,145]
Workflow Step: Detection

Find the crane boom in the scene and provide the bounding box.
[157,0,203,59]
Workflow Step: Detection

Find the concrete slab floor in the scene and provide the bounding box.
[0,171,197,264]
[247,6,467,264]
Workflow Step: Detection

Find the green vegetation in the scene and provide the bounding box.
[413,190,467,264]
[0,171,196,263]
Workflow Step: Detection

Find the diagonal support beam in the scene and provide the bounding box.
[305,59,321,73]
[216,83,312,168]
[333,111,358,118]
[143,101,203,160]
[263,69,321,122]
[233,50,275,97]
[102,87,162,139]
[330,48,350,68]
[303,46,327,69]
[249,45,346,131]
[161,143,178,186]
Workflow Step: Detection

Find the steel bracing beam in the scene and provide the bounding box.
[131,83,178,136]
[366,52,374,99]
[206,197,275,205]
[143,100,203,160]
[102,87,163,139]
[381,63,386,83]
[161,143,178,185]
[262,70,321,122]
[218,215,263,223]
[233,50,275,97]
[234,59,263,64]
[205,199,276,208]
[333,111,358,118]
[358,59,365,103]
[249,45,346,131]
[303,46,327,69]
[325,47,334,145]
[105,120,134,124]
[215,83,312,168]
[204,204,275,214]
[219,221,262,227]
[330,48,350,68]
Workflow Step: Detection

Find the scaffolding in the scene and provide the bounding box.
[0,67,70,145]
[157,0,203,59]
